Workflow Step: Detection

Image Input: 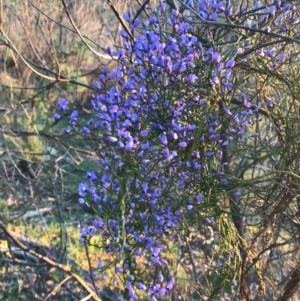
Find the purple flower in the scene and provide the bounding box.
[196,194,204,202]
[178,142,187,148]
[233,191,241,197]
[157,287,167,296]
[256,48,263,56]
[97,261,104,269]
[209,12,218,21]
[223,82,233,89]
[269,5,276,16]
[136,282,147,290]
[79,183,89,197]
[93,81,101,89]
[118,141,125,148]
[251,21,258,29]
[185,53,194,62]
[160,4,166,13]
[167,151,177,161]
[94,121,101,130]
[166,278,175,291]
[116,266,123,273]
[264,49,275,57]
[53,113,60,121]
[152,283,161,292]
[159,258,168,265]
[152,247,160,257]
[149,16,158,25]
[123,12,131,22]
[225,6,232,16]
[78,198,85,204]
[87,118,93,126]
[224,107,232,115]
[86,171,97,182]
[99,74,106,83]
[186,74,197,83]
[125,140,134,152]
[281,3,291,12]
[204,151,213,157]
[212,52,221,64]
[82,127,91,135]
[160,134,168,145]
[277,53,285,61]
[58,98,68,111]
[122,119,132,127]
[220,178,228,185]
[140,130,148,138]
[210,76,219,85]
[225,58,235,69]
[107,136,118,142]
[267,99,273,107]
[223,70,232,79]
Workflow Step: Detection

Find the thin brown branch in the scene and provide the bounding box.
[0,220,101,301]
[178,0,300,45]
[103,0,133,40]
[61,0,131,59]
[278,262,300,301]
[132,0,151,23]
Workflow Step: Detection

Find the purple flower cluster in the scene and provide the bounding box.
[54,1,298,299]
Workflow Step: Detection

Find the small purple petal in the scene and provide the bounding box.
[140,130,148,138]
[225,58,235,69]
[212,52,221,64]
[125,140,134,152]
[166,278,175,291]
[186,74,197,83]
[224,108,232,115]
[78,198,85,204]
[178,142,187,148]
[264,49,275,57]
[210,76,219,85]
[277,53,285,61]
[223,82,233,89]
[160,134,168,145]
[267,99,273,107]
[82,127,91,135]
[58,98,68,111]
[78,183,89,197]
[107,136,118,142]
[53,113,60,121]
[216,261,222,268]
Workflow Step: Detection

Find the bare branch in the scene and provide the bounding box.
[0,220,102,301]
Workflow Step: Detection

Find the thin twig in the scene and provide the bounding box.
[0,220,102,301]
[103,0,133,40]
[177,0,300,45]
[132,0,151,24]
[44,275,72,301]
[61,0,127,59]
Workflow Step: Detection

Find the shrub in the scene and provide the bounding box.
[56,1,300,300]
